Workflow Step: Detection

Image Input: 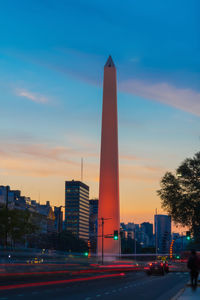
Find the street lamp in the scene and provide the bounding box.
[5,186,9,248]
[98,217,112,265]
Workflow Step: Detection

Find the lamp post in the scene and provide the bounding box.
[101,217,104,265]
[5,186,9,248]
[98,217,112,265]
[155,209,158,257]
[134,227,137,261]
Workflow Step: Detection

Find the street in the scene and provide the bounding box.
[0,271,189,300]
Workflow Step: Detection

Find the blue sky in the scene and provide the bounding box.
[0,0,199,224]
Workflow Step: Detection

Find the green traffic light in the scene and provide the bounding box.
[113,230,118,240]
[84,252,89,256]
[186,231,191,240]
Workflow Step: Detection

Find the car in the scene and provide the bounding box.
[27,257,43,264]
[146,261,167,275]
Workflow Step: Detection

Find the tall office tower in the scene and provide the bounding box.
[89,199,98,253]
[65,180,89,241]
[98,56,120,257]
[54,206,63,233]
[154,214,171,254]
[141,222,153,238]
[140,222,154,247]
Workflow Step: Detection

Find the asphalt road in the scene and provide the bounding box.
[0,271,189,300]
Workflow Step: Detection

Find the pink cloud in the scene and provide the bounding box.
[119,79,200,116]
[16,89,49,104]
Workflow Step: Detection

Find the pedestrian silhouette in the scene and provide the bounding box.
[187,250,200,289]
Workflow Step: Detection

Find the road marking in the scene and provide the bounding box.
[104,292,110,295]
[31,292,39,294]
[124,286,128,289]
[112,290,116,292]
[85,298,91,300]
[170,287,185,300]
[0,298,8,300]
[96,295,101,297]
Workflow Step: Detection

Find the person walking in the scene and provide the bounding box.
[187,250,200,288]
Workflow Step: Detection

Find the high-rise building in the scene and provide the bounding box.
[89,199,98,253]
[155,214,171,254]
[54,206,63,233]
[65,180,89,241]
[141,222,153,238]
[98,56,120,257]
[140,222,153,247]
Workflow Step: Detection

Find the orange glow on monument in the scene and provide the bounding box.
[98,56,120,256]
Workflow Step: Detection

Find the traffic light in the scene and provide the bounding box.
[186,231,191,241]
[114,230,118,240]
[87,240,91,249]
[84,252,89,256]
[176,255,180,259]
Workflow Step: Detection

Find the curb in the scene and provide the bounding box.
[170,282,190,300]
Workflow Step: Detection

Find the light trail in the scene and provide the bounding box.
[0,273,125,291]
[0,266,139,277]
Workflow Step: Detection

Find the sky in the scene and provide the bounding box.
[0,0,200,226]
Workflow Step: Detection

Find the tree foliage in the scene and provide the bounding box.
[0,208,38,247]
[157,152,200,241]
[27,230,88,252]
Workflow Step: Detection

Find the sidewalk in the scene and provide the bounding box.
[178,284,200,299]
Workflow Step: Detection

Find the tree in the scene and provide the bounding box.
[57,230,88,252]
[157,152,200,242]
[0,208,38,247]
[27,230,88,253]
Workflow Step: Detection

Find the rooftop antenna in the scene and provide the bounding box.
[81,158,83,182]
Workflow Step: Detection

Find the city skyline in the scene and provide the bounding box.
[0,1,199,225]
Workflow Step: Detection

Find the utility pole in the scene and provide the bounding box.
[101,217,104,265]
[155,208,158,257]
[99,217,112,265]
[134,227,137,261]
[81,158,83,182]
[5,186,9,248]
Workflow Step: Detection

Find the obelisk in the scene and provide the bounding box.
[98,56,120,258]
